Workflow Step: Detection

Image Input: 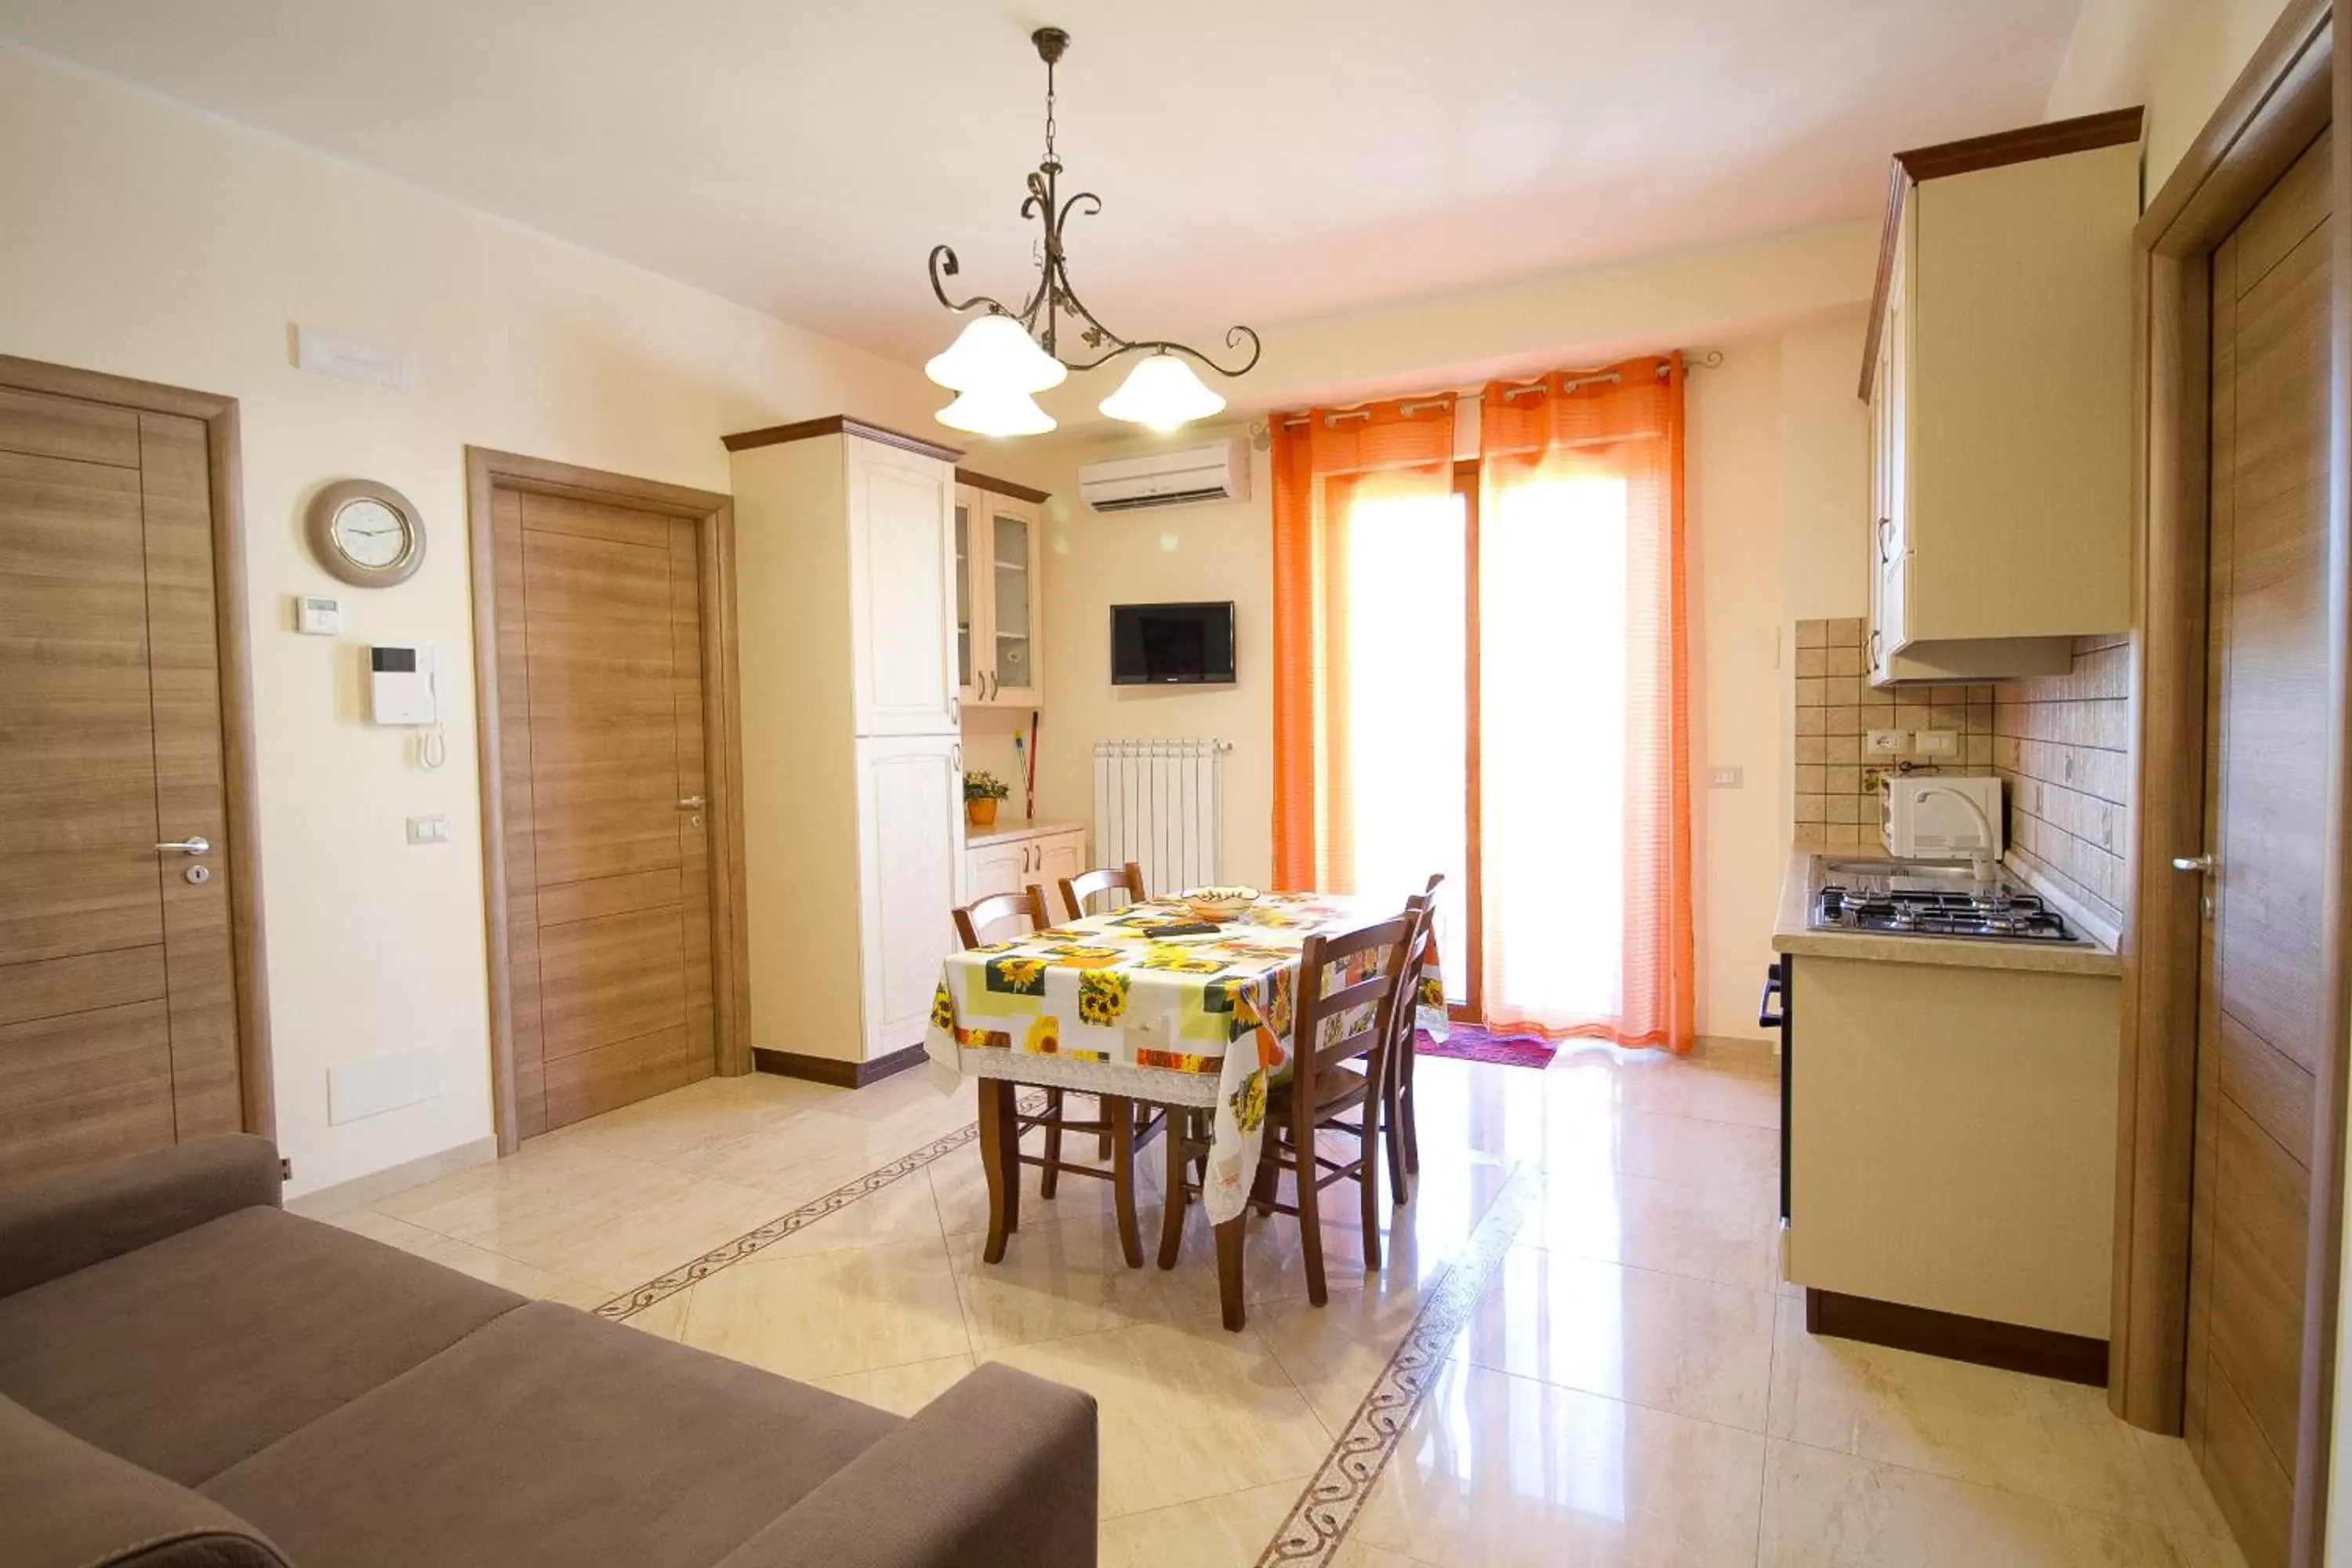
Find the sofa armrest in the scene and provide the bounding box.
[0,1134,282,1299]
[716,1363,1098,1568]
[1,1392,291,1568]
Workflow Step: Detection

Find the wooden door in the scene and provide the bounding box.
[2185,128,2332,1568]
[0,386,245,1183]
[493,486,717,1134]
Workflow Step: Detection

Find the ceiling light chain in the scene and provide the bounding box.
[924,26,1259,437]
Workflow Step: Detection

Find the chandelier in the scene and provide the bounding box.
[924,27,1261,437]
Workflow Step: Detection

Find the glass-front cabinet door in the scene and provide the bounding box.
[953,479,1045,707]
[953,495,976,699]
[989,501,1040,703]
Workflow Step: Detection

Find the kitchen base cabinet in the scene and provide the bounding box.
[1780,953,2119,1348]
[964,819,1087,906]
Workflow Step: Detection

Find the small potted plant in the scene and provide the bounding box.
[964,768,1011,829]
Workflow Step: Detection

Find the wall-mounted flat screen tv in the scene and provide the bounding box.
[1110,601,1236,685]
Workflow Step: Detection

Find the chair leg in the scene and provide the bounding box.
[1250,1142,1280,1218]
[978,1078,1018,1265]
[1040,1087,1063,1199]
[1157,1111,1189,1270]
[1109,1094,1142,1269]
[1383,1069,1411,1206]
[1359,1114,1383,1272]
[1294,1116,1327,1308]
[1401,1049,1421,1175]
[1098,1094,1114,1161]
[1215,1210,1247,1331]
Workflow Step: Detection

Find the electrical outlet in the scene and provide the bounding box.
[1865,729,1905,756]
[1709,766,1744,789]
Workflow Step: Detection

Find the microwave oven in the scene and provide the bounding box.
[1881,774,2004,861]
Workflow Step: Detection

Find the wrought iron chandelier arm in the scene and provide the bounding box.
[927,245,1018,318]
[1056,324,1263,379]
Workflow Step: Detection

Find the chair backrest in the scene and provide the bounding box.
[1390,891,1439,1054]
[1289,911,1414,1120]
[953,886,1052,950]
[1058,861,1146,922]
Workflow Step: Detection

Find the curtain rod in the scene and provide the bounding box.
[1271,349,1722,430]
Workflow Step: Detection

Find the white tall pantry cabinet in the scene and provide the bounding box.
[728,418,967,1077]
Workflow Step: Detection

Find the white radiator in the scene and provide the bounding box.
[1091,739,1227,895]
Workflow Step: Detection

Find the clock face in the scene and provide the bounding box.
[334,498,410,569]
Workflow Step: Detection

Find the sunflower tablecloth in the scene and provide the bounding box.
[924,890,1446,1226]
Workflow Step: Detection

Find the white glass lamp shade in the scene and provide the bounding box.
[1099,352,1225,430]
[935,387,1058,437]
[924,314,1067,394]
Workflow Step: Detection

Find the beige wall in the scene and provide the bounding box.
[0,45,938,1196]
[2044,0,2299,196]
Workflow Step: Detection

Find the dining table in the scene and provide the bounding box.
[923,887,1446,1328]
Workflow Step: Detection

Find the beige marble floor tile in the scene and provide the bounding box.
[1096,1478,1429,1568]
[621,1290,694,1341]
[986,1316,1334,1519]
[459,1166,791,1291]
[1585,1054,1782,1129]
[323,1207,611,1308]
[660,1108,933,1203]
[1254,1272,1435,1436]
[746,1170,946,1261]
[1449,1246,1776,1431]
[531,1073,843,1166]
[677,1236,972,1381]
[2125,1428,2238,1544]
[805,1352,977,1417]
[1515,1166,1778,1291]
[928,1140,1139,1238]
[1759,1439,2194,1567]
[1767,1295,2164,1522]
[949,1205,1225,1350]
[1352,1359,1767,1567]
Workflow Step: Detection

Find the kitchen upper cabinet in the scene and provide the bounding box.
[956,474,1047,708]
[1864,109,2141,687]
[849,437,960,734]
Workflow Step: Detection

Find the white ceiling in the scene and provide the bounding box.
[0,0,2083,368]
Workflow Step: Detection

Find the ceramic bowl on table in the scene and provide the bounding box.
[1181,886,1260,923]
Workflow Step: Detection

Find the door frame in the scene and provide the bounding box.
[0,353,275,1141]
[463,447,746,1154]
[2112,2,2344,1560]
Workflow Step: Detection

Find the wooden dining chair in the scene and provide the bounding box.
[950,887,1156,1259]
[1189,911,1415,1310]
[1057,860,1146,922]
[1385,873,1443,1201]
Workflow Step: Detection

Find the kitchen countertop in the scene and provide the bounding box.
[966,817,1083,848]
[1771,851,2123,976]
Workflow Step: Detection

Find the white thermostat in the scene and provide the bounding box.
[369,644,437,725]
[296,595,343,636]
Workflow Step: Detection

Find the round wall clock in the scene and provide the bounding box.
[307,479,424,587]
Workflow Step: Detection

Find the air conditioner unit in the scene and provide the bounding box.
[1078,439,1250,514]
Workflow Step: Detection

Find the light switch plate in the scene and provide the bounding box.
[1709,766,1744,789]
[1865,728,1905,756]
[1914,729,1960,758]
[405,815,449,845]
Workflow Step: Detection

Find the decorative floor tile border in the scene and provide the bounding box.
[593,1093,1043,1322]
[1254,1167,1541,1566]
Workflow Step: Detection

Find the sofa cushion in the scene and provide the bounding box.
[201,1301,902,1568]
[0,1205,523,1485]
[0,1391,291,1568]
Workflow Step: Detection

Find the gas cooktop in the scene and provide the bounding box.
[1808,869,2083,944]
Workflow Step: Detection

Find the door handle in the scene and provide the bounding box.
[1876,517,1893,564]
[1758,962,1785,1029]
[678,797,705,810]
[155,837,210,855]
[2172,854,2216,873]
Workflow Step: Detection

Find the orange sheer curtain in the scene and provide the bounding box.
[1270,398,1457,891]
[1478,354,1694,1051]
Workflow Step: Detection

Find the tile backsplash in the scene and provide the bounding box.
[1789,622,2131,935]
[1791,618,1994,852]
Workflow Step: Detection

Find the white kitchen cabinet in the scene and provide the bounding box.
[1864,112,2140,685]
[856,734,967,1062]
[729,416,970,1078]
[964,820,1088,912]
[956,476,1047,709]
[851,438,960,734]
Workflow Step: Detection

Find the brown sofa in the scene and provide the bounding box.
[0,1135,1098,1568]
